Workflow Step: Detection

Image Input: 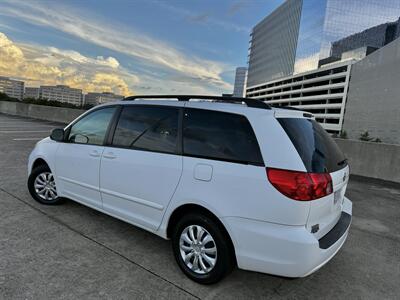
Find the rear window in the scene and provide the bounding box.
[277,118,346,173]
[183,108,264,166]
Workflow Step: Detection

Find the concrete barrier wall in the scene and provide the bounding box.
[0,101,85,124]
[335,139,400,184]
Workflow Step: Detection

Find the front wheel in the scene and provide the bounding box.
[28,165,63,205]
[172,213,234,284]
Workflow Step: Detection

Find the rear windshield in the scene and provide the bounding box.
[277,118,347,173]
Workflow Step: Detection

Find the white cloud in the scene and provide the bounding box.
[47,47,120,69]
[0,32,135,95]
[0,0,233,92]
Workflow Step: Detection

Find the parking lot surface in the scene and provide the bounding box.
[0,112,399,299]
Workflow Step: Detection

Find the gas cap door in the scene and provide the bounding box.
[194,164,213,182]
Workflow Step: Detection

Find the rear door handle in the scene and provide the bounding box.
[103,152,116,159]
[89,150,100,157]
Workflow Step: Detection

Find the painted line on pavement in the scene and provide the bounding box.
[0,130,50,133]
[13,138,45,141]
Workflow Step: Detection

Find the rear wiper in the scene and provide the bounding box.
[337,158,348,166]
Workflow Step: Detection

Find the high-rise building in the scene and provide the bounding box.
[247,0,400,86]
[247,0,303,87]
[320,17,400,67]
[24,87,40,99]
[0,76,24,99]
[40,85,82,106]
[232,67,247,97]
[84,92,124,106]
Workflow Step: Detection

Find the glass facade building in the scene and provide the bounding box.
[247,0,400,87]
[247,0,302,87]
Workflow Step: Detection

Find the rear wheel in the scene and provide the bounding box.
[172,213,234,284]
[28,164,63,205]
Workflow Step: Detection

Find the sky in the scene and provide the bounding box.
[0,0,283,96]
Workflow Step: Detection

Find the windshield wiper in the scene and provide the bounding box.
[337,158,348,166]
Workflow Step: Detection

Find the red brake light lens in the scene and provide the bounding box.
[266,168,332,201]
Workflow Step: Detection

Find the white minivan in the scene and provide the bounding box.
[28,95,352,284]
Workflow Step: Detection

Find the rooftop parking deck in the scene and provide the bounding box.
[0,113,399,299]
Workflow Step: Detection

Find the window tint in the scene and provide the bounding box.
[277,118,347,173]
[68,107,116,145]
[183,108,263,165]
[112,106,179,154]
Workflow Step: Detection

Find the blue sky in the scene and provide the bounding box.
[0,0,283,95]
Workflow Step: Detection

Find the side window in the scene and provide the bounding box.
[112,106,179,154]
[183,108,263,165]
[68,107,116,145]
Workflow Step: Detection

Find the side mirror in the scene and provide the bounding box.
[50,128,65,142]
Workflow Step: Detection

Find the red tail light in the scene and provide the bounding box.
[266,168,332,201]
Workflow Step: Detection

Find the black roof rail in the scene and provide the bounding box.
[122,95,271,110]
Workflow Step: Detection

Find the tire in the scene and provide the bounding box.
[172,213,234,284]
[28,164,63,205]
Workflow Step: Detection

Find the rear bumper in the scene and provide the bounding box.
[222,197,352,277]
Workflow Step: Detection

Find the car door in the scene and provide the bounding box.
[100,104,183,231]
[55,106,117,210]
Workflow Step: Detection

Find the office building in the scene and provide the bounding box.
[40,85,82,106]
[320,17,400,67]
[247,0,400,87]
[0,76,24,99]
[85,92,124,106]
[233,67,247,97]
[24,87,40,99]
[247,0,303,87]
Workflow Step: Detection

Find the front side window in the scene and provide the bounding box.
[112,105,179,154]
[183,108,263,165]
[68,107,116,145]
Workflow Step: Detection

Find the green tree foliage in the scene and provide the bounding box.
[339,130,348,139]
[0,93,88,110]
[359,131,382,143]
[359,131,373,141]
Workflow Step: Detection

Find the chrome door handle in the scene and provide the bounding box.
[89,150,100,157]
[103,152,116,159]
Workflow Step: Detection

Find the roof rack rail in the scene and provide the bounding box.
[123,95,271,110]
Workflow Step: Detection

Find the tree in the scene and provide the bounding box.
[0,92,19,102]
[359,131,373,141]
[339,130,348,139]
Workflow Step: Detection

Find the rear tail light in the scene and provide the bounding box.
[266,168,332,201]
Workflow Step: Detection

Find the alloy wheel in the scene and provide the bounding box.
[179,225,218,274]
[34,172,57,201]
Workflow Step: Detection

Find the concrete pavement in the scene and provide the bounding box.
[0,113,399,299]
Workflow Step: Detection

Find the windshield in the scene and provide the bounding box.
[277,118,347,173]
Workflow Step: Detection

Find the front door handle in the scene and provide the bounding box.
[89,150,100,157]
[103,152,116,159]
